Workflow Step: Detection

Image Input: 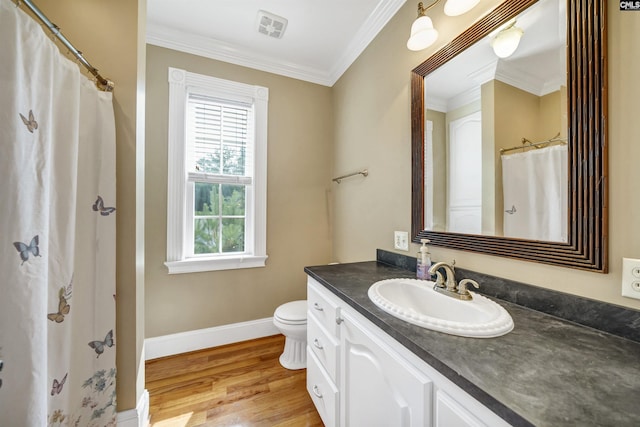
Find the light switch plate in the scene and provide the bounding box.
[394,231,409,251]
[621,258,640,300]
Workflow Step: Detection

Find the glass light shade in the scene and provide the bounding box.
[491,26,524,58]
[407,16,439,51]
[444,0,481,16]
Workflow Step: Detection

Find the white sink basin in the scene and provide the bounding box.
[368,278,513,338]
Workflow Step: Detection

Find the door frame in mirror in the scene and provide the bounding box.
[411,0,608,272]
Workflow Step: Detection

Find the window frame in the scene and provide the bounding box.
[165,67,268,274]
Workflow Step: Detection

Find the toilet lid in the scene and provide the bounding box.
[274,300,307,323]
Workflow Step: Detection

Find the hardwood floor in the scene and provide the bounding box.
[145,335,324,427]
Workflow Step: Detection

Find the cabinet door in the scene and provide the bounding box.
[340,311,432,427]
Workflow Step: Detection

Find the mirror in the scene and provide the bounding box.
[411,0,608,272]
[424,0,567,241]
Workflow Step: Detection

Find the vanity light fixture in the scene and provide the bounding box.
[491,20,524,58]
[407,2,439,51]
[407,0,480,51]
[443,0,481,16]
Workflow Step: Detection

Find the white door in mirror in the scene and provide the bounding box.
[622,258,640,299]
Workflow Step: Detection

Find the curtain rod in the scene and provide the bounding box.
[16,0,114,92]
[500,134,567,154]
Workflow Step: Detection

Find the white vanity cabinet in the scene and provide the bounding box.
[306,277,512,427]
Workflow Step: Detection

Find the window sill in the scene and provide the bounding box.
[164,255,268,274]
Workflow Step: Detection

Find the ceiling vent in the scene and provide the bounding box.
[256,10,288,39]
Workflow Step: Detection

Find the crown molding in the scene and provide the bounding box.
[494,61,546,96]
[147,24,332,86]
[448,86,481,111]
[327,0,407,84]
[427,85,481,112]
[147,0,406,87]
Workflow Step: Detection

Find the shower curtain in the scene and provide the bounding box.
[501,144,568,242]
[0,1,117,425]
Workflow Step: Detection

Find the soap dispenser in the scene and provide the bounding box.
[416,239,431,280]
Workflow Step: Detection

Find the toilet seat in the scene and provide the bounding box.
[274,300,307,325]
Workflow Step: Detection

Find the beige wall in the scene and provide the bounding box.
[145,46,333,338]
[32,0,147,411]
[539,89,564,139]
[493,80,563,145]
[333,1,640,311]
[494,80,540,147]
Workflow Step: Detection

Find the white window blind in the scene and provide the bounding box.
[186,94,253,182]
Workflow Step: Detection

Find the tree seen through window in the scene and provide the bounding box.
[194,182,245,254]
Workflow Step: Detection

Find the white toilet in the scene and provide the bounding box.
[273,300,307,370]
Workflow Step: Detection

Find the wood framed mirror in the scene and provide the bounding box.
[411,0,607,272]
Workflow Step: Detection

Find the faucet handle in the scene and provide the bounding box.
[458,279,479,297]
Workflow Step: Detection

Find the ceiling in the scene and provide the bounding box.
[146,0,407,87]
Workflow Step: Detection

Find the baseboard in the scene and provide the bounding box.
[117,389,149,427]
[144,317,280,360]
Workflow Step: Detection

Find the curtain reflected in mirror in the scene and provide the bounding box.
[423,0,568,242]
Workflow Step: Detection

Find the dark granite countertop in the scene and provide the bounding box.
[304,261,640,427]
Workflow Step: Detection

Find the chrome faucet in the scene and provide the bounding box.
[429,261,457,292]
[428,261,479,300]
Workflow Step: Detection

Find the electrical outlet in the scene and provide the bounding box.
[621,258,640,300]
[394,231,409,251]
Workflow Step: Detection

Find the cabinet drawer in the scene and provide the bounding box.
[307,278,340,336]
[435,390,486,427]
[307,348,339,427]
[308,315,339,381]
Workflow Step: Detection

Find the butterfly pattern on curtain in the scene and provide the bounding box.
[13,234,42,265]
[43,194,118,427]
[88,330,115,358]
[51,373,67,396]
[48,279,72,324]
[9,189,118,426]
[0,1,118,424]
[19,109,38,133]
[92,196,116,216]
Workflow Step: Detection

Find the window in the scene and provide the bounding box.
[165,67,268,274]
